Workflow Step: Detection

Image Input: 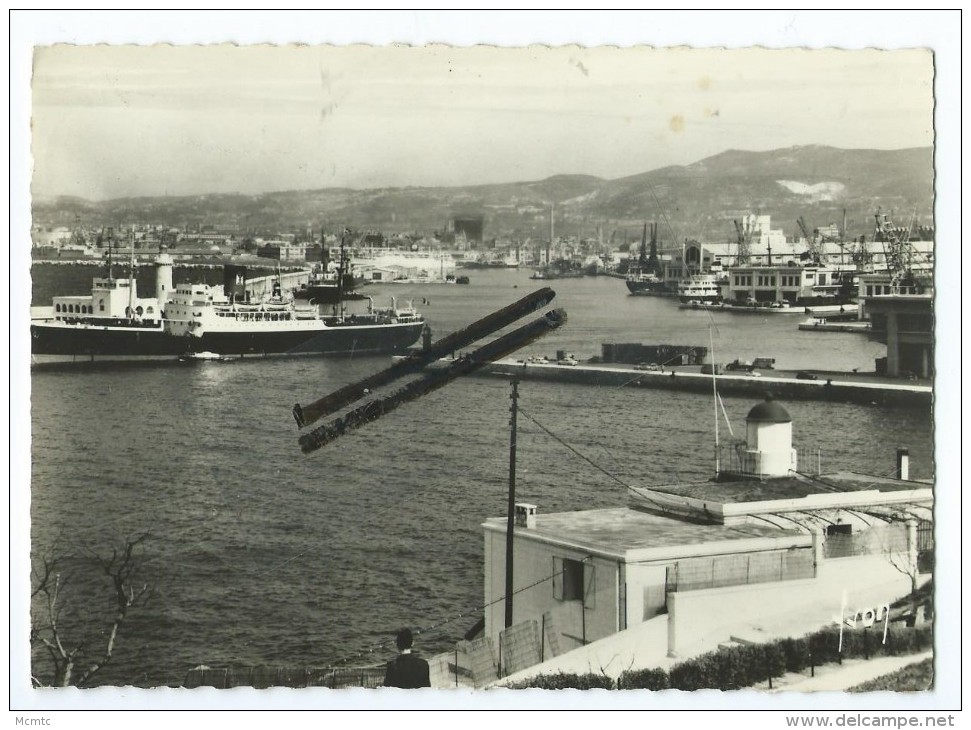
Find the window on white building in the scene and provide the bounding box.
[552,557,596,608]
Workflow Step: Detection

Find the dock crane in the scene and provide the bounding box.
[796,216,824,265]
[851,233,872,271]
[732,219,751,266]
[873,209,932,291]
[835,209,850,267]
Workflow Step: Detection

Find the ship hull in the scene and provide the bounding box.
[30,321,186,360]
[188,320,425,357]
[678,295,722,304]
[31,319,425,364]
[293,285,368,304]
[626,280,670,296]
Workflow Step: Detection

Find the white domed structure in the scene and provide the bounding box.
[736,394,798,478]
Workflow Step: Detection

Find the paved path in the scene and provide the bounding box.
[770,651,933,693]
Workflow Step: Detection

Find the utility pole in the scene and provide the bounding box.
[504,379,519,628]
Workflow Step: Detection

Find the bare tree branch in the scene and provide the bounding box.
[31,531,154,687]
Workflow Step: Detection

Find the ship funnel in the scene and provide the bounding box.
[155,250,174,303]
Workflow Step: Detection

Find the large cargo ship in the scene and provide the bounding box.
[163,270,424,358]
[30,253,425,365]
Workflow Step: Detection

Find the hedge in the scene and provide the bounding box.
[618,624,933,691]
[506,624,933,691]
[504,672,614,690]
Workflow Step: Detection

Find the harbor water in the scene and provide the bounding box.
[26,268,934,687]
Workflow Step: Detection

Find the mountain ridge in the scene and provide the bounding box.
[32,145,933,242]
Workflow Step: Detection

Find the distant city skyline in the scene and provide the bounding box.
[31,44,934,201]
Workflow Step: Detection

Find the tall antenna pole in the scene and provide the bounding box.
[709,325,720,476]
[504,379,519,629]
[841,209,847,267]
[105,227,114,281]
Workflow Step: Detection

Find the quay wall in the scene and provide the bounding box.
[473,361,931,408]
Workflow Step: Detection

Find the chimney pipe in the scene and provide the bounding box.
[515,503,537,529]
[896,447,910,480]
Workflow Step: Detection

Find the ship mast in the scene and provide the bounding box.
[335,227,347,318]
[128,226,136,319]
[104,227,115,282]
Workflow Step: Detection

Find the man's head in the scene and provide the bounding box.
[395,628,414,651]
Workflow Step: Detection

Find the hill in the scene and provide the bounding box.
[31,146,933,245]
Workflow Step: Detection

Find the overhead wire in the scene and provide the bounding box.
[517,405,668,513]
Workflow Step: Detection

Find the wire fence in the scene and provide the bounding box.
[666,548,816,592]
[823,523,907,559]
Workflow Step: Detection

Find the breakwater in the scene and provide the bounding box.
[471,359,931,409]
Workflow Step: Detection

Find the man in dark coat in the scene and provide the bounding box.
[383,628,431,688]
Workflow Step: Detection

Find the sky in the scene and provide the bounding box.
[27,31,936,201]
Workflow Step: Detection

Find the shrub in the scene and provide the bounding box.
[780,637,810,673]
[884,624,933,656]
[617,667,670,690]
[763,643,788,680]
[504,672,614,690]
[809,628,840,665]
[735,644,767,687]
[669,658,713,691]
[849,658,934,693]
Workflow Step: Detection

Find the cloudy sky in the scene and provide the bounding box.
[29,39,934,201]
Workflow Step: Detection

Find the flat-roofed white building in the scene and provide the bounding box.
[481,397,932,682]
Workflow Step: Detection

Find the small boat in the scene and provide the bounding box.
[178,351,236,363]
[625,224,668,295]
[530,266,584,281]
[293,234,367,304]
[625,268,667,296]
[678,274,724,304]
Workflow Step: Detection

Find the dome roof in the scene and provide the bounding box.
[746,394,791,423]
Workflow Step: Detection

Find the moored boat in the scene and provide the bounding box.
[178,351,237,363]
[31,252,426,365]
[30,244,183,364]
[164,272,425,358]
[625,268,667,296]
[293,233,367,304]
[677,273,724,304]
[625,223,669,295]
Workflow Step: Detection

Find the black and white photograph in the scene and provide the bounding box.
[10,9,960,720]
